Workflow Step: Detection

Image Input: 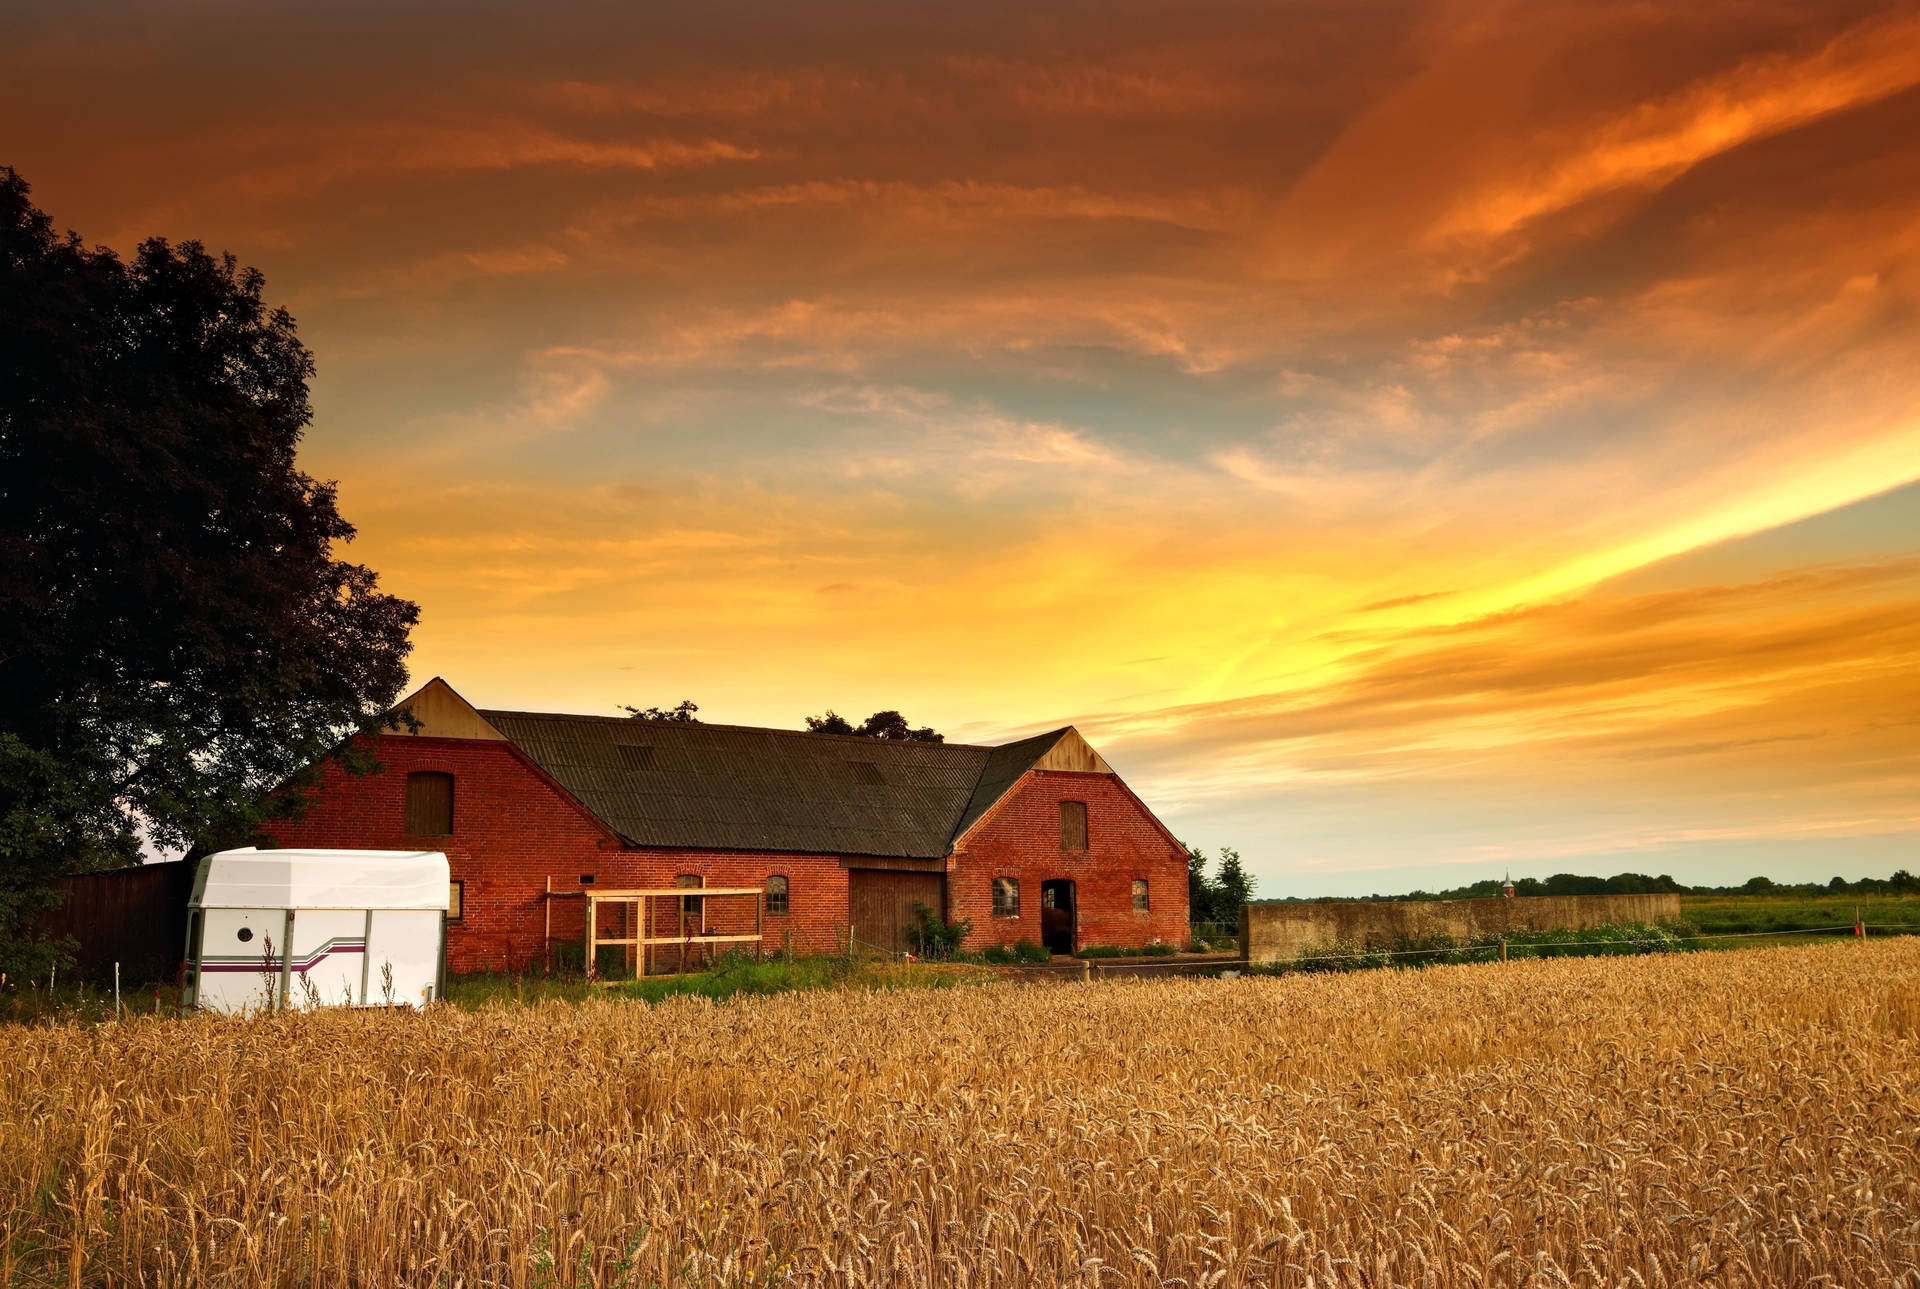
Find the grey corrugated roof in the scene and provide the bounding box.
[950,728,1069,841]
[481,710,1063,859]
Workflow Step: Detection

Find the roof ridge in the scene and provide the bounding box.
[476,709,1094,859]
[476,706,1012,751]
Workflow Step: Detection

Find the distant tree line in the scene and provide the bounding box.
[622,699,700,723]
[1258,869,1920,903]
[624,698,945,742]
[804,710,943,742]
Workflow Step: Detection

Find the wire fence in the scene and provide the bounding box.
[847,935,906,962]
[1013,921,1920,977]
[853,921,1920,976]
[1282,922,1872,966]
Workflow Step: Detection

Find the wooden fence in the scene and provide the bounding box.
[30,861,195,983]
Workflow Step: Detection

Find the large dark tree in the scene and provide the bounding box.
[0,170,418,968]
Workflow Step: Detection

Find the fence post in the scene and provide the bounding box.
[1080,958,1091,983]
[1500,939,1507,963]
[113,962,121,1019]
[1856,907,1864,938]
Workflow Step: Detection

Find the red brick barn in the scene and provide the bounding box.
[264,679,1190,972]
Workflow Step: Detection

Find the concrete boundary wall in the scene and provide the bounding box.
[1241,893,1683,965]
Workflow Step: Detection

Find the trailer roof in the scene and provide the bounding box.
[191,848,450,912]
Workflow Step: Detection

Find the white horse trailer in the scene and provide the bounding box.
[183,848,450,1013]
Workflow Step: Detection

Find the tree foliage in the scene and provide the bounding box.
[622,699,700,723]
[805,709,944,742]
[1186,845,1255,925]
[0,170,417,966]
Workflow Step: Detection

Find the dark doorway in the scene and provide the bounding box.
[1040,879,1076,955]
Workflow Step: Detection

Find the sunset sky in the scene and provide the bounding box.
[6,0,1918,894]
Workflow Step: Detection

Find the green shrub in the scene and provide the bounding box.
[1011,939,1049,963]
[1283,937,1394,974]
[1501,920,1702,959]
[906,902,972,961]
[1189,920,1237,947]
[1077,941,1177,959]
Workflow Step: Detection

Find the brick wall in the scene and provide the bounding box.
[263,736,849,973]
[265,738,1189,967]
[555,849,849,969]
[949,770,1189,952]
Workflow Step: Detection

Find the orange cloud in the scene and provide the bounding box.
[1437,9,1920,243]
[6,0,1918,889]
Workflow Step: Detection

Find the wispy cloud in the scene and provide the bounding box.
[1434,10,1920,244]
[9,0,1919,889]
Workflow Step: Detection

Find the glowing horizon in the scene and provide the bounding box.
[6,0,1917,894]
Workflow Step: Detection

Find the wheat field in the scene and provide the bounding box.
[3,941,1918,1288]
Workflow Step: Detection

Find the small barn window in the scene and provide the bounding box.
[1132,879,1149,912]
[676,874,704,921]
[447,880,464,923]
[992,877,1020,918]
[1060,801,1088,851]
[405,771,454,836]
[766,874,789,916]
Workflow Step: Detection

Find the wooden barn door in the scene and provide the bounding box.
[848,869,944,954]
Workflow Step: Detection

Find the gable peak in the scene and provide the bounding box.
[1029,726,1112,774]
[387,677,506,741]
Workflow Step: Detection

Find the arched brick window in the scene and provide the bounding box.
[766,874,789,916]
[1132,879,1149,912]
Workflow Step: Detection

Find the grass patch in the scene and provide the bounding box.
[445,956,991,1009]
[1076,942,1178,959]
[980,941,1050,965]
[1679,893,1920,935]
[0,975,183,1025]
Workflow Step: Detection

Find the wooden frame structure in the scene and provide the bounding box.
[544,878,765,979]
